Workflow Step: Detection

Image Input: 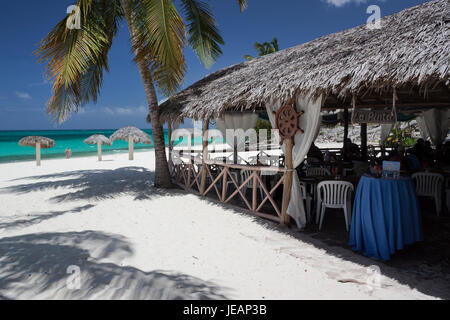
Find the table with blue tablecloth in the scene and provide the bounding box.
[349,175,423,260]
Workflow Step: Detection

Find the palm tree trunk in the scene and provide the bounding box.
[122,0,172,188]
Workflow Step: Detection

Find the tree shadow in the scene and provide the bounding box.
[0,205,95,231]
[2,167,184,203]
[0,231,228,300]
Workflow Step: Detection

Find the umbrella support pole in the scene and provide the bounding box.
[129,136,134,160]
[36,142,41,166]
[98,142,102,161]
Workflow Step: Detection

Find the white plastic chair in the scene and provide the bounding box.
[299,181,312,222]
[240,170,264,200]
[306,167,331,177]
[412,172,444,216]
[225,171,240,196]
[316,181,354,231]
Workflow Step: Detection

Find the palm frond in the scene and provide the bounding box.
[181,0,224,68]
[35,0,122,122]
[131,0,186,95]
[237,0,247,12]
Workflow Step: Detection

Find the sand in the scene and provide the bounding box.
[0,150,439,300]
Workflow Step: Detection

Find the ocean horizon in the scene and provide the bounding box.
[0,129,207,163]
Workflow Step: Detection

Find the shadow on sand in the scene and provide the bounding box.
[2,167,184,202]
[0,205,95,231]
[1,166,449,299]
[0,231,228,300]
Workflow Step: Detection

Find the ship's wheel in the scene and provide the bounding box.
[273,102,305,145]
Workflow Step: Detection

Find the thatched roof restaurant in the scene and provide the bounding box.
[159,0,449,121]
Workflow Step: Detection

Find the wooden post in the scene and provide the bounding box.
[252,173,258,211]
[361,123,367,160]
[168,121,173,171]
[129,136,134,160]
[36,142,41,167]
[281,138,294,226]
[222,167,228,201]
[200,119,210,194]
[343,107,349,160]
[97,142,102,161]
[233,136,238,165]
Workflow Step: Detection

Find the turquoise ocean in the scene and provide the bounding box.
[0,130,209,163]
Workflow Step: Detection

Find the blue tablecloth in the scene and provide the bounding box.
[349,175,423,260]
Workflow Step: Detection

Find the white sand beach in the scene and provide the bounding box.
[0,151,441,300]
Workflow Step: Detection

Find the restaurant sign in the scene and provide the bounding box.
[352,109,397,124]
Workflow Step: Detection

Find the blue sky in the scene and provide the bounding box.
[0,0,430,130]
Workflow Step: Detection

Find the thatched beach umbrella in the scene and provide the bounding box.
[18,136,55,166]
[84,134,112,161]
[110,126,152,160]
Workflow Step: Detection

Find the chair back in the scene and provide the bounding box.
[240,170,256,187]
[306,167,331,177]
[299,181,307,200]
[317,181,354,207]
[412,172,444,197]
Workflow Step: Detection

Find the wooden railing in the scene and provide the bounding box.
[172,156,286,222]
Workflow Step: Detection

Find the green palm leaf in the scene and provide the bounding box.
[181,0,224,68]
[35,0,122,122]
[237,0,247,12]
[131,0,186,95]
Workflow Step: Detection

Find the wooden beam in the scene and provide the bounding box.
[361,123,368,160]
[343,107,349,160]
[200,119,210,194]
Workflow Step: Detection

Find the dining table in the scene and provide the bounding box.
[349,175,423,260]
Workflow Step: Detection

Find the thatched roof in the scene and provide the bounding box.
[159,0,450,121]
[84,134,112,146]
[110,126,152,144]
[18,136,55,149]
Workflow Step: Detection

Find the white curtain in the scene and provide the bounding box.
[380,124,394,144]
[266,94,323,229]
[168,119,181,172]
[417,109,450,146]
[215,112,259,149]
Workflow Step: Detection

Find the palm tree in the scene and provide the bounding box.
[35,0,247,188]
[244,37,279,60]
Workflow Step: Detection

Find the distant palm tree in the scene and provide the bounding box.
[244,37,279,60]
[35,0,247,188]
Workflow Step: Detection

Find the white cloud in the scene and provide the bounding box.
[14,91,32,100]
[325,0,384,7]
[82,105,147,116]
